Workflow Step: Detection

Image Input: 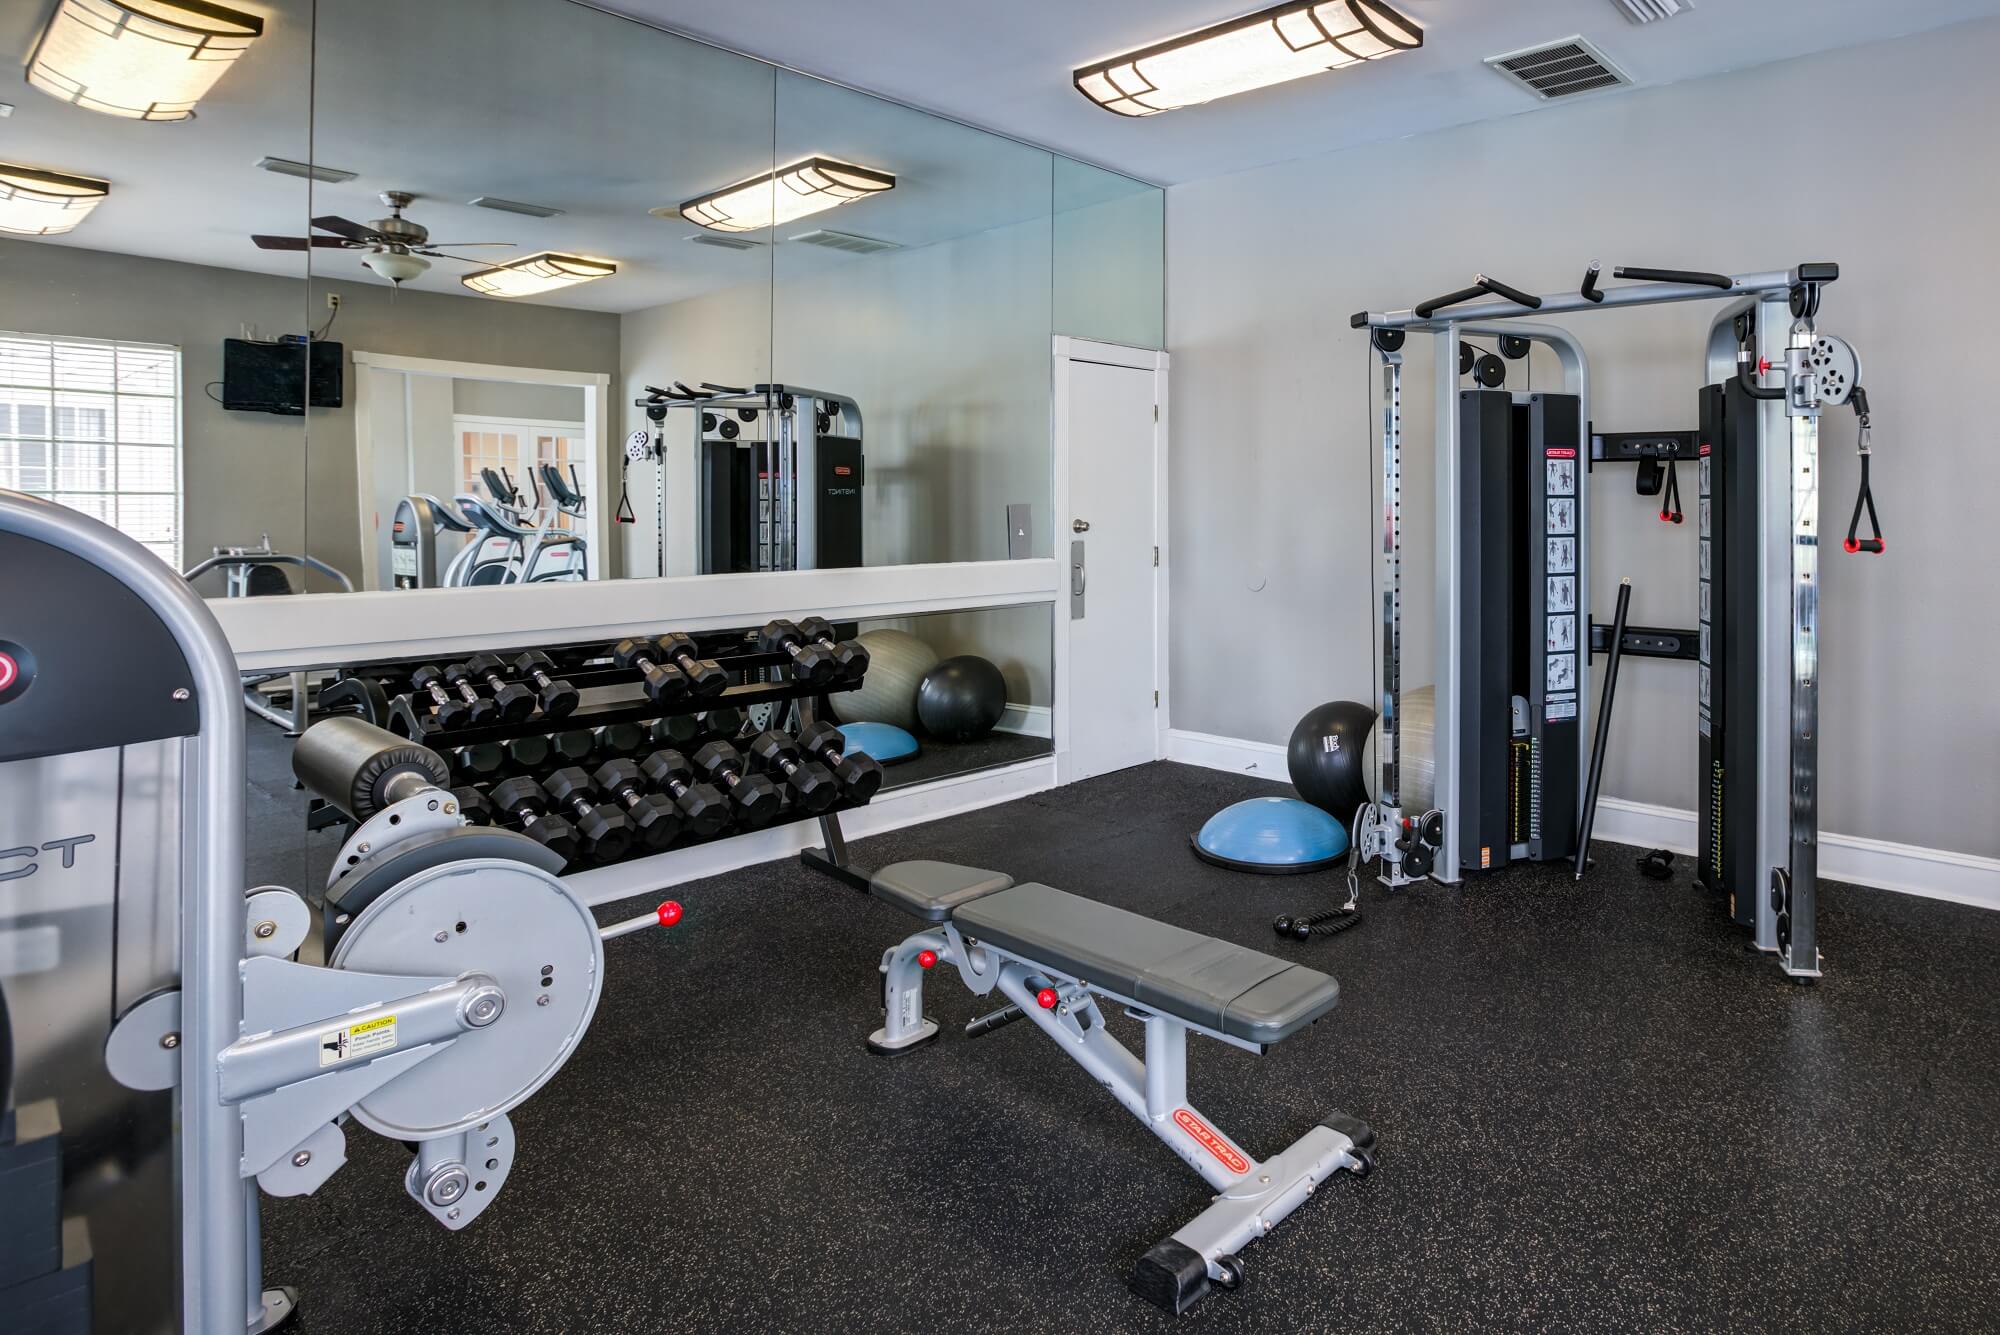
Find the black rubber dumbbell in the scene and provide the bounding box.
[797,720,884,802]
[488,776,579,862]
[451,786,492,825]
[512,650,580,720]
[507,735,552,773]
[640,749,731,839]
[614,637,691,704]
[549,730,595,769]
[452,743,506,778]
[758,620,836,686]
[592,759,681,851]
[441,663,502,727]
[465,652,536,723]
[594,722,648,760]
[657,632,728,699]
[704,707,745,741]
[410,664,471,730]
[543,767,634,863]
[746,730,838,813]
[691,741,782,829]
[796,617,870,683]
[652,713,704,749]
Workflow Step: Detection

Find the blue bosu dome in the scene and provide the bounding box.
[1191,797,1349,874]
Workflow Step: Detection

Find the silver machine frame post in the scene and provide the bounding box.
[1357,265,1834,977]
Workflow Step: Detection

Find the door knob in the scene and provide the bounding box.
[1072,519,1090,533]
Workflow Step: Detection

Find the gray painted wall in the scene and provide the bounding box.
[1165,20,2000,857]
[0,240,619,590]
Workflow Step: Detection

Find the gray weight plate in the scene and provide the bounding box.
[331,857,603,1140]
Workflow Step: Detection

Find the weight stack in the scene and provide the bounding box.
[0,1102,93,1333]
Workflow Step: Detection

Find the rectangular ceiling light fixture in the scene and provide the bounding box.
[28,0,265,122]
[469,196,566,218]
[257,156,357,185]
[0,163,111,236]
[462,252,618,299]
[674,158,895,234]
[1074,0,1422,117]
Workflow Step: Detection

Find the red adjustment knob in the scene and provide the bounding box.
[1036,987,1059,1010]
[917,949,938,969]
[656,900,683,927]
[1758,356,1773,374]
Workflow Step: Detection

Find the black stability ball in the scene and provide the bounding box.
[1286,700,1376,822]
[915,655,1008,741]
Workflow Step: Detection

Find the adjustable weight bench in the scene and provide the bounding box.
[864,860,1376,1314]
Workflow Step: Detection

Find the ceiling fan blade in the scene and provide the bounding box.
[251,234,311,250]
[312,215,381,242]
[421,251,503,265]
[421,241,516,248]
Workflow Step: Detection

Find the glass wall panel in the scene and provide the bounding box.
[1054,156,1166,351]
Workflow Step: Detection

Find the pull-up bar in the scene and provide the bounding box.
[1352,263,1835,332]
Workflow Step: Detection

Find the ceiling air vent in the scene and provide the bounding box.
[684,232,762,251]
[788,228,901,255]
[1610,0,1691,22]
[1486,36,1630,100]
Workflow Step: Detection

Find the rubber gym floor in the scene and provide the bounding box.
[256,750,2000,1333]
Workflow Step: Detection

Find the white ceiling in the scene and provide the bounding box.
[2,0,1112,313]
[587,0,2000,185]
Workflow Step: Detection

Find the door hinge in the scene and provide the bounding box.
[1152,545,1159,567]
[1153,690,1160,708]
[1153,403,1159,422]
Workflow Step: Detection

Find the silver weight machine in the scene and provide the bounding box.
[1350,263,1877,979]
[626,382,864,577]
[0,489,671,1332]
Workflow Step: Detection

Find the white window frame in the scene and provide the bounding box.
[452,412,589,522]
[0,330,183,567]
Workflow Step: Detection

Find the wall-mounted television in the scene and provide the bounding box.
[221,338,343,415]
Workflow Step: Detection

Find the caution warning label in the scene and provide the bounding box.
[319,1014,399,1067]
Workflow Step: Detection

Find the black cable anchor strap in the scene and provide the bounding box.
[1844,391,1882,554]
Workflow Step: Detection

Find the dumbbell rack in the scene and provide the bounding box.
[309,630,876,876]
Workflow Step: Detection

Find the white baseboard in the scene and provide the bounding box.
[577,754,1059,932]
[1163,728,2000,911]
[996,702,1053,739]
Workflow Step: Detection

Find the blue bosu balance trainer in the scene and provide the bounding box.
[1191,796,1349,874]
[836,721,920,765]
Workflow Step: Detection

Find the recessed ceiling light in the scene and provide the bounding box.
[469,196,565,218]
[0,163,111,236]
[462,252,618,299]
[257,156,358,184]
[0,103,14,119]
[1073,0,1423,117]
[672,158,895,234]
[28,0,265,122]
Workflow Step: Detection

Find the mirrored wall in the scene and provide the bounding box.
[0,0,1161,607]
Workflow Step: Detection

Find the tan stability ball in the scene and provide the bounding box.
[832,628,939,731]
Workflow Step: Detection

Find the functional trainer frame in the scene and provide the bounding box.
[1353,263,1850,979]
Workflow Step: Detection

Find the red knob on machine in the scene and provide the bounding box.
[656,900,684,927]
[1036,988,1059,1010]
[916,949,938,969]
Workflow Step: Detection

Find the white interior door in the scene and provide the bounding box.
[1065,354,1160,781]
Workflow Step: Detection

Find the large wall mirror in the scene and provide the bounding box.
[0,0,314,604]
[1,0,1163,613]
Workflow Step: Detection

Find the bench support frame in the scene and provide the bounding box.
[870,927,1375,1313]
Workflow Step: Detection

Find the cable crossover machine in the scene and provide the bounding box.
[1350,262,1882,980]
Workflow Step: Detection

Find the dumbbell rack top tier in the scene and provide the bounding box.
[340,635,856,751]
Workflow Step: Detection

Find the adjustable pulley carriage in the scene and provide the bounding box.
[0,490,655,1333]
[1350,262,1880,980]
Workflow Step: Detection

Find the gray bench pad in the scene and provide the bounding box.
[870,860,1015,923]
[950,882,1339,1046]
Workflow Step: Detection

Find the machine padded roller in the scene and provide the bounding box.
[293,716,450,821]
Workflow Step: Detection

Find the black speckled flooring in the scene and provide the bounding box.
[258,757,2000,1334]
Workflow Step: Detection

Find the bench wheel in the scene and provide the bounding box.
[1214,1254,1245,1292]
[1348,1145,1376,1178]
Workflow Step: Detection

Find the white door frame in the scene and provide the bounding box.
[350,351,611,591]
[1051,335,1170,785]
